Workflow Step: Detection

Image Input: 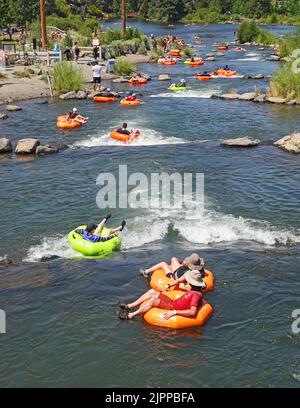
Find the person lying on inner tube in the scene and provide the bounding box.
[75,214,126,243]
[223,65,230,71]
[140,253,205,280]
[190,57,195,62]
[130,72,142,81]
[176,79,186,88]
[118,270,205,320]
[96,88,116,98]
[116,122,131,135]
[67,108,88,124]
[202,71,211,77]
[125,93,136,102]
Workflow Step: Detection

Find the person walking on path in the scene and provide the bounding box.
[92,60,102,92]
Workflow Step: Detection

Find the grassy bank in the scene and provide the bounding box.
[50,62,84,94]
[278,29,300,58]
[237,22,276,45]
[268,29,300,100]
[268,61,300,100]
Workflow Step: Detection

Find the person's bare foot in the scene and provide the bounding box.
[139,268,148,278]
[118,309,130,320]
[118,301,130,311]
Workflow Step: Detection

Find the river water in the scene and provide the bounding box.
[0,22,300,387]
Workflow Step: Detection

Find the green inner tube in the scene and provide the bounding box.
[68,226,121,256]
[169,86,186,91]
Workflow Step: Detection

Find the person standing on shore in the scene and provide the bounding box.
[63,46,72,61]
[92,61,102,92]
[150,34,157,50]
[74,43,80,63]
[93,45,99,60]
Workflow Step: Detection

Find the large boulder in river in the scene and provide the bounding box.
[206,57,215,62]
[253,94,266,103]
[36,144,59,156]
[287,99,297,105]
[158,74,171,81]
[0,138,12,153]
[113,77,129,83]
[266,96,286,104]
[59,91,77,100]
[0,113,8,120]
[46,141,69,151]
[239,92,256,101]
[6,104,22,111]
[274,133,300,154]
[76,91,87,100]
[219,93,240,100]
[266,55,280,61]
[15,138,40,154]
[221,137,260,147]
[244,74,264,80]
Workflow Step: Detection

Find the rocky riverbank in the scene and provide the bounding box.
[1,133,299,157]
[0,53,151,105]
[212,91,299,105]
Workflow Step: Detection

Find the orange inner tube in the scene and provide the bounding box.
[217,46,228,51]
[120,99,141,106]
[150,268,214,293]
[196,75,212,81]
[215,70,236,77]
[129,78,148,85]
[195,41,204,45]
[169,50,181,56]
[56,115,81,129]
[161,60,177,65]
[143,290,213,329]
[93,96,117,103]
[189,61,204,66]
[110,129,140,143]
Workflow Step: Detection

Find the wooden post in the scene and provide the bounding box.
[122,0,126,34]
[46,72,53,97]
[40,0,47,49]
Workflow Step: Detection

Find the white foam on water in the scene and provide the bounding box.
[211,75,244,79]
[150,89,221,98]
[122,217,170,249]
[24,235,77,262]
[245,53,260,57]
[23,206,300,262]
[173,210,300,246]
[234,57,261,62]
[73,127,186,147]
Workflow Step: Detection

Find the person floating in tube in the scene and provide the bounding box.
[118,270,205,320]
[125,93,137,102]
[76,214,126,243]
[67,108,88,124]
[171,78,186,88]
[96,88,117,98]
[139,253,205,280]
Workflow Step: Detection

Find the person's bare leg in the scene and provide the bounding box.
[128,297,160,319]
[170,257,181,271]
[127,289,160,309]
[107,225,122,234]
[143,261,172,276]
[94,218,106,236]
